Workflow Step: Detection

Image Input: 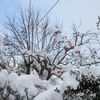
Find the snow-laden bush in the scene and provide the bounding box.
[62,65,100,100]
[0,70,53,100]
[0,64,100,100]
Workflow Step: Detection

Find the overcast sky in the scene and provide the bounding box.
[0,0,100,32]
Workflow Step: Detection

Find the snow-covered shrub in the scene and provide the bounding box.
[0,69,54,100]
[0,64,100,100]
[62,65,100,100]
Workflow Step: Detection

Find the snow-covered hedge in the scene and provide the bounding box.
[0,64,100,100]
[0,69,64,100]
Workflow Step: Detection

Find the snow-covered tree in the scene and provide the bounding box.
[0,2,100,82]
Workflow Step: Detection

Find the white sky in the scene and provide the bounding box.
[0,0,100,32]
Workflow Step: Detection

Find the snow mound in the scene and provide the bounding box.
[0,69,8,88]
[34,85,63,100]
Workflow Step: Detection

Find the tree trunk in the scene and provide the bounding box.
[26,64,30,74]
[46,68,52,80]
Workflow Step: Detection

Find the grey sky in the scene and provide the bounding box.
[0,0,100,32]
